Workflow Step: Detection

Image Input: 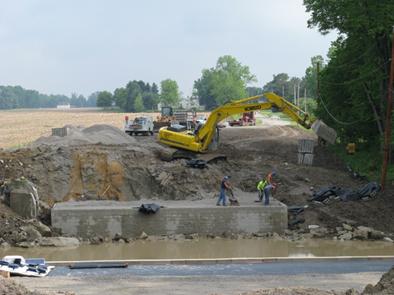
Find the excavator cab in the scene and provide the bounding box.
[161,106,173,117]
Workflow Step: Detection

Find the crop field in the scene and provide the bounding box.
[0,109,159,149]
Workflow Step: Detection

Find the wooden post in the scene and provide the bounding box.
[304,88,307,112]
[317,62,320,100]
[381,27,394,191]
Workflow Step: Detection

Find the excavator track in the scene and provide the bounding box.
[159,149,226,163]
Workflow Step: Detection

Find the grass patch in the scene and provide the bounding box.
[329,143,394,182]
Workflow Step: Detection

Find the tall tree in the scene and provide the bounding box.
[87,92,99,107]
[96,91,113,107]
[160,79,180,106]
[134,93,144,112]
[304,0,394,143]
[194,55,256,109]
[262,73,290,98]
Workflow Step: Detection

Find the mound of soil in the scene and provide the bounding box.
[30,124,136,147]
[363,266,394,294]
[0,277,46,295]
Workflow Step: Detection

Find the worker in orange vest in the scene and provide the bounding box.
[256,171,277,205]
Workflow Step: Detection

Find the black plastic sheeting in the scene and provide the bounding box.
[186,159,207,169]
[138,203,161,214]
[311,182,381,202]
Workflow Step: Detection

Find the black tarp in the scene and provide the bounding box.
[311,182,381,202]
[138,203,161,214]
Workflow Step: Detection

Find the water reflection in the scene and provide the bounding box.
[1,239,394,261]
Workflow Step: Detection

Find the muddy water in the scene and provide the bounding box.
[1,239,394,261]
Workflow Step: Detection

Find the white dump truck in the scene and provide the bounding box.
[124,116,154,136]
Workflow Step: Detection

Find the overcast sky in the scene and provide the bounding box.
[0,0,336,97]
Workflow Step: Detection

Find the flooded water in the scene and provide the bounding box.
[1,239,394,261]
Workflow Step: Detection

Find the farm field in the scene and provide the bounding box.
[0,109,159,149]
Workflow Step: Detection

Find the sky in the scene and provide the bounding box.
[0,0,336,97]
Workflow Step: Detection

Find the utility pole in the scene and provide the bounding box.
[316,62,320,99]
[293,84,296,105]
[282,85,285,98]
[297,82,301,108]
[304,88,307,112]
[381,26,394,191]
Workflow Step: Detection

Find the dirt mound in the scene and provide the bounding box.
[0,277,46,295]
[363,266,394,294]
[30,124,136,147]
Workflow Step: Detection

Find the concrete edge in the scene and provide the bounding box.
[49,256,394,266]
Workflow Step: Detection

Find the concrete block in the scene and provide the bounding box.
[297,153,314,166]
[311,120,337,144]
[298,139,315,153]
[51,127,67,137]
[9,179,39,219]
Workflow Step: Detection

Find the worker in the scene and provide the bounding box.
[256,171,277,205]
[217,176,231,206]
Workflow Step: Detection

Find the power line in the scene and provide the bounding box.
[322,45,377,70]
[321,60,391,86]
[317,94,363,125]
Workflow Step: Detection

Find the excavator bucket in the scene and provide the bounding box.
[311,120,337,144]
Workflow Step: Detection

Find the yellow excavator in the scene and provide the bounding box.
[158,92,336,154]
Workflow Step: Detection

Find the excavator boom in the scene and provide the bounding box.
[158,92,334,153]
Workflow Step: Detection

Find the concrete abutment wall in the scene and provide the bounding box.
[52,201,287,238]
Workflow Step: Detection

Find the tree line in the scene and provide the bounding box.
[96,79,181,112]
[0,85,97,109]
[97,54,319,113]
[304,0,393,145]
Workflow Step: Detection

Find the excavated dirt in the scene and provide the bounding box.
[0,277,73,295]
[0,277,44,295]
[0,122,393,237]
[362,266,394,294]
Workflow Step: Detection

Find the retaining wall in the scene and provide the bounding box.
[51,200,287,238]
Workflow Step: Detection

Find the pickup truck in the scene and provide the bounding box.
[124,116,154,136]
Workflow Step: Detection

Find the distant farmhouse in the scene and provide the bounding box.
[56,104,71,109]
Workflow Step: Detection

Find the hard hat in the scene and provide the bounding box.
[271,171,277,176]
[224,176,230,180]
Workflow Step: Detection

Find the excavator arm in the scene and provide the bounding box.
[158,92,323,153]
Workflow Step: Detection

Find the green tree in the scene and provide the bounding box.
[0,85,79,109]
[113,87,128,110]
[87,92,99,107]
[303,0,394,143]
[246,86,263,97]
[193,69,216,109]
[96,91,113,107]
[194,55,256,109]
[160,79,180,106]
[262,73,290,98]
[134,93,144,112]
